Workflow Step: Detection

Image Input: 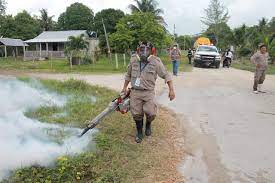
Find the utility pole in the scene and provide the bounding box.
[173,24,176,42]
[102,18,112,62]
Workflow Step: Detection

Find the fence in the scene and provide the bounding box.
[24,51,65,60]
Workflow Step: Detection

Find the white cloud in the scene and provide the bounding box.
[5,0,275,35]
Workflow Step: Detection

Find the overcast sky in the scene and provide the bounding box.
[5,0,275,35]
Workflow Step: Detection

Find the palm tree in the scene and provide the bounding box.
[66,34,89,65]
[258,17,268,34]
[128,0,165,25]
[39,9,54,31]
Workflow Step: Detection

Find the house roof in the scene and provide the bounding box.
[0,38,28,46]
[25,30,89,43]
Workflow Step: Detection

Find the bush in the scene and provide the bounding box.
[238,47,252,57]
[82,55,93,65]
[269,41,275,64]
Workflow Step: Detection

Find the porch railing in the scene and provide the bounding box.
[24,51,66,60]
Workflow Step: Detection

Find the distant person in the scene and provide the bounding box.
[251,44,269,94]
[192,48,196,55]
[169,44,181,76]
[187,48,193,64]
[223,49,233,68]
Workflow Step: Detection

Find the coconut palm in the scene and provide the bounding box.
[39,9,54,31]
[128,0,165,25]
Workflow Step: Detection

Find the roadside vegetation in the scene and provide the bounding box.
[0,52,192,74]
[232,58,275,75]
[1,78,183,183]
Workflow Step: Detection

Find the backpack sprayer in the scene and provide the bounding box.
[79,90,131,137]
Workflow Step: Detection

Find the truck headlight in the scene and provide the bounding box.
[216,56,221,60]
[194,54,201,59]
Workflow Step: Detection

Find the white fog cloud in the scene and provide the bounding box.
[0,78,94,180]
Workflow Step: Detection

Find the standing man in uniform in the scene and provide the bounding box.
[251,44,269,94]
[169,44,181,76]
[122,41,175,143]
[187,48,193,64]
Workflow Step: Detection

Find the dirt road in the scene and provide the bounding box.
[0,70,166,94]
[159,68,275,183]
[2,67,275,182]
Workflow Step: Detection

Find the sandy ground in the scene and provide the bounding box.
[2,67,275,183]
[159,68,275,183]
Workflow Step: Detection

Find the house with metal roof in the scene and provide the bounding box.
[0,38,28,58]
[24,30,98,60]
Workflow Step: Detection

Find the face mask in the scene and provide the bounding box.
[139,45,151,62]
[173,47,177,50]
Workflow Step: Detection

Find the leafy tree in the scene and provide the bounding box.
[206,22,234,49]
[0,15,16,37]
[0,0,6,16]
[201,0,230,38]
[57,3,94,31]
[94,9,125,36]
[110,13,166,53]
[268,17,275,33]
[233,24,246,48]
[0,0,6,34]
[128,0,165,25]
[0,11,41,40]
[176,35,194,50]
[258,17,268,34]
[39,9,55,31]
[57,12,66,30]
[94,9,125,52]
[5,11,41,40]
[269,39,275,64]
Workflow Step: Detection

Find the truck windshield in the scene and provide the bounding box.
[197,46,217,52]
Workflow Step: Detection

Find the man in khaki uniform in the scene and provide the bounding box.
[251,44,269,94]
[122,41,175,143]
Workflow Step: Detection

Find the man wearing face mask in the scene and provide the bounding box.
[121,41,175,143]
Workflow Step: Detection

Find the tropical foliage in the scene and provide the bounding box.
[128,0,165,25]
[39,9,55,31]
[109,13,166,53]
[56,3,94,31]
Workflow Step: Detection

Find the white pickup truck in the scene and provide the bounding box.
[193,45,222,68]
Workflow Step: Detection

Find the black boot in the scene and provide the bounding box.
[145,121,152,136]
[135,120,143,143]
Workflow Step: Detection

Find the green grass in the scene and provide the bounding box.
[232,58,275,75]
[0,53,192,74]
[1,78,179,183]
[0,56,128,74]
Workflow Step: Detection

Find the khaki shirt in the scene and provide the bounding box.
[125,55,172,91]
[251,51,269,70]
